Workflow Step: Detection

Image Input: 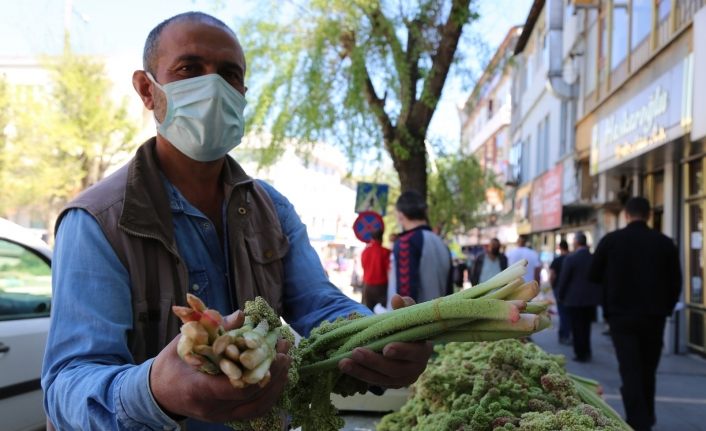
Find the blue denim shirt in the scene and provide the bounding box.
[41,179,370,431]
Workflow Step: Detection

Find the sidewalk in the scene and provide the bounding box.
[532,316,706,431]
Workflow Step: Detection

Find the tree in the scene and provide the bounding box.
[0,51,137,231]
[241,0,479,198]
[428,152,490,237]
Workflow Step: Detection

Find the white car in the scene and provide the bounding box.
[0,218,51,431]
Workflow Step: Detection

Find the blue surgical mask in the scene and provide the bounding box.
[147,73,247,162]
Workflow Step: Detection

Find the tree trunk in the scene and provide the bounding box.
[391,144,427,198]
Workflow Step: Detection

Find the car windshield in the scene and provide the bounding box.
[0,239,51,320]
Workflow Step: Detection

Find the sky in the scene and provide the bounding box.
[0,0,533,153]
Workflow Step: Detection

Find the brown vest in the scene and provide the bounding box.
[56,139,289,364]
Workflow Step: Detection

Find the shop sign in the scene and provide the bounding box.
[531,164,563,232]
[590,55,694,175]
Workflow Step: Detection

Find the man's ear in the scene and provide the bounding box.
[132,70,155,110]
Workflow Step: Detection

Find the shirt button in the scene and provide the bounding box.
[191,283,199,291]
[265,250,273,258]
[201,222,211,230]
[238,207,247,215]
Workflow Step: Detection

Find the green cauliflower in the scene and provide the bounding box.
[377,340,627,431]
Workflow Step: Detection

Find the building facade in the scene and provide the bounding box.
[459,27,522,246]
[512,0,706,354]
[572,0,705,354]
[510,0,589,266]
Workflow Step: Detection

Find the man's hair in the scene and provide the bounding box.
[559,240,569,251]
[624,196,650,220]
[490,238,500,246]
[575,232,588,247]
[371,229,384,242]
[395,190,428,221]
[143,12,235,75]
[518,234,529,246]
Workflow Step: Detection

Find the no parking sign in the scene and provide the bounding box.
[353,211,384,243]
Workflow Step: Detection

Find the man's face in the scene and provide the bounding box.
[490,240,500,255]
[149,20,247,122]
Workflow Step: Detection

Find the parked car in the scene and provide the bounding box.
[0,218,51,431]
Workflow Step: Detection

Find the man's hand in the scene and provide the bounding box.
[150,310,292,423]
[337,295,433,389]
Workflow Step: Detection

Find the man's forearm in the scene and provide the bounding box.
[44,359,178,430]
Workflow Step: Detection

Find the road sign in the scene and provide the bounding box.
[353,211,385,243]
[355,182,389,215]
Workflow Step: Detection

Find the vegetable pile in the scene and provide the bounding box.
[173,260,557,430]
[172,294,297,430]
[377,339,631,431]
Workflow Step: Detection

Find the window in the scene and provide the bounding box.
[0,239,51,320]
[510,140,522,184]
[586,22,598,93]
[522,136,532,182]
[599,12,608,83]
[560,100,568,156]
[536,115,550,173]
[537,122,544,175]
[658,0,670,21]
[631,0,651,49]
[611,4,629,70]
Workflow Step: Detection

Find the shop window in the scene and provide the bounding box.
[654,173,664,207]
[689,160,703,197]
[611,4,629,70]
[631,0,652,49]
[688,203,704,305]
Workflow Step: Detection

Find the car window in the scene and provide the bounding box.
[0,239,51,320]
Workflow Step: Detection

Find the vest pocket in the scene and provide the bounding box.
[243,231,289,312]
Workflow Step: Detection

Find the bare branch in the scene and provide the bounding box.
[409,0,471,132]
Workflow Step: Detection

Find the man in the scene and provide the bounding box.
[589,197,681,431]
[41,13,432,431]
[387,190,452,307]
[506,235,541,284]
[556,233,601,362]
[360,229,391,310]
[469,238,508,286]
[549,240,571,344]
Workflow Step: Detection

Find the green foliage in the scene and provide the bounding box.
[239,0,479,195]
[0,51,137,220]
[428,152,491,237]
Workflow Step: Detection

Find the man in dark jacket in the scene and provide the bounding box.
[549,240,571,344]
[469,238,508,286]
[556,232,601,362]
[589,197,682,431]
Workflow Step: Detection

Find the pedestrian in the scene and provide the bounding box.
[506,234,541,284]
[360,229,391,310]
[40,12,433,431]
[469,238,508,286]
[589,197,681,431]
[549,240,572,344]
[556,232,601,362]
[387,190,453,307]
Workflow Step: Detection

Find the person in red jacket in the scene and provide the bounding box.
[361,229,391,310]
